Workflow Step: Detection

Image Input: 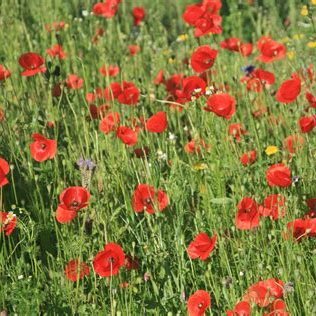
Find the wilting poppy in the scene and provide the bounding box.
[124,255,139,270]
[145,111,168,133]
[46,44,67,59]
[0,211,17,236]
[132,183,169,214]
[191,45,218,73]
[0,65,11,81]
[93,242,125,277]
[99,112,120,134]
[286,218,316,241]
[243,278,284,307]
[306,92,316,108]
[228,123,247,141]
[187,232,217,260]
[187,290,211,316]
[66,74,84,90]
[240,150,257,166]
[283,134,304,153]
[19,52,46,76]
[235,197,260,230]
[64,259,90,282]
[184,139,209,154]
[116,126,138,146]
[259,194,286,220]
[0,157,10,187]
[257,36,286,63]
[99,64,120,77]
[30,133,57,162]
[132,7,146,26]
[56,186,90,223]
[226,301,251,316]
[206,93,236,119]
[276,75,301,103]
[266,164,292,187]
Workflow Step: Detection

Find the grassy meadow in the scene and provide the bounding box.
[0,0,316,315]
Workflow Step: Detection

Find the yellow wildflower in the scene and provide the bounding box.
[193,162,208,171]
[292,33,305,40]
[265,146,279,156]
[301,5,309,16]
[287,51,296,60]
[177,34,188,42]
[311,0,316,5]
[307,41,316,48]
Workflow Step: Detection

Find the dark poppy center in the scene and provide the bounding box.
[108,257,115,264]
[41,143,46,149]
[71,201,79,208]
[144,198,152,206]
[198,303,203,309]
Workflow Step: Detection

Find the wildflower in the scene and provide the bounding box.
[235,197,260,230]
[93,243,125,277]
[265,145,278,156]
[0,211,17,236]
[257,36,286,63]
[190,45,218,73]
[176,34,188,42]
[205,93,236,119]
[132,184,169,214]
[300,5,309,16]
[226,301,251,316]
[64,259,90,282]
[266,164,292,187]
[56,186,90,223]
[187,290,211,316]
[66,74,84,89]
[30,134,57,162]
[276,74,301,104]
[132,7,146,26]
[99,112,120,134]
[19,52,46,76]
[187,232,217,260]
[46,44,67,59]
[76,158,96,188]
[307,41,316,48]
[0,65,11,81]
[0,157,10,187]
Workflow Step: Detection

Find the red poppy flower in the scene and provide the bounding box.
[259,194,286,220]
[306,92,316,108]
[46,44,67,59]
[226,301,251,316]
[145,111,168,133]
[116,81,140,105]
[240,43,253,56]
[283,134,304,153]
[191,45,218,73]
[243,278,284,307]
[56,186,90,223]
[299,115,316,133]
[176,76,206,103]
[228,123,247,141]
[99,112,120,134]
[64,259,90,282]
[243,68,275,92]
[128,45,141,56]
[257,36,286,63]
[235,197,260,230]
[266,164,292,187]
[99,64,120,77]
[116,126,138,146]
[194,13,222,37]
[93,242,125,277]
[93,0,121,19]
[0,157,10,187]
[19,52,46,77]
[30,133,57,162]
[276,75,301,103]
[132,7,146,26]
[183,4,205,26]
[104,82,122,101]
[187,290,211,316]
[0,211,17,236]
[0,65,11,81]
[132,183,169,214]
[187,232,217,260]
[89,104,110,119]
[206,93,236,119]
[66,74,84,90]
[240,150,257,166]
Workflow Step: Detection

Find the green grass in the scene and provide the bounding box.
[1,0,316,315]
